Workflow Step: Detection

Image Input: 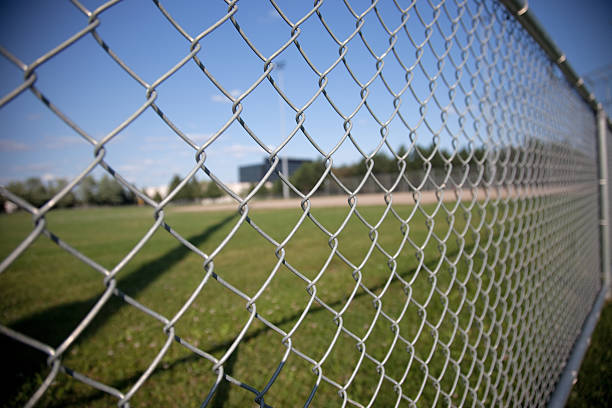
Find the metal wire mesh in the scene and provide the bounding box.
[0,0,605,407]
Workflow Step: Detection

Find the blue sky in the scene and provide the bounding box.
[529,0,612,78]
[0,0,611,188]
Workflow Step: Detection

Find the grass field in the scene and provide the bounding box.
[566,299,612,408]
[0,200,605,407]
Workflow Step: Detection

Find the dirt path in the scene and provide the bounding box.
[170,185,577,213]
[172,189,496,213]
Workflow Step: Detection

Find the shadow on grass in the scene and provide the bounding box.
[49,238,481,408]
[1,213,237,407]
[566,300,612,408]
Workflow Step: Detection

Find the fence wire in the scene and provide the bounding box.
[0,0,606,407]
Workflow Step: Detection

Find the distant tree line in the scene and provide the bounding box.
[1,175,137,212]
[165,175,225,202]
[4,139,581,211]
[270,139,594,197]
[256,144,487,196]
[0,173,230,212]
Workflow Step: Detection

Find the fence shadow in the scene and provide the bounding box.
[1,213,237,407]
[45,237,481,408]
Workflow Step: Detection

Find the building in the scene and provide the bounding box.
[239,157,312,183]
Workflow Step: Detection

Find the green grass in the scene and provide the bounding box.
[0,200,602,407]
[566,300,612,408]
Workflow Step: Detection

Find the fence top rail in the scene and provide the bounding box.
[499,0,612,127]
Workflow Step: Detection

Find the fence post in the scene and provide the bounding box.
[598,106,612,300]
[547,106,612,408]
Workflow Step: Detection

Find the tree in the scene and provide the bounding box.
[167,174,202,202]
[48,179,77,208]
[205,181,224,199]
[168,174,182,198]
[6,181,26,203]
[78,176,98,206]
[415,143,449,169]
[97,175,125,206]
[6,178,50,208]
[397,144,408,158]
[290,160,326,193]
[26,177,49,206]
[250,182,272,198]
[271,179,284,196]
[184,178,202,200]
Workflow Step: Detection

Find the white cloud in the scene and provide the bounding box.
[211,94,229,103]
[41,173,57,182]
[139,136,182,152]
[117,159,157,175]
[144,133,214,145]
[258,9,283,22]
[44,136,84,149]
[117,164,142,173]
[222,144,264,159]
[187,133,212,143]
[210,89,241,104]
[267,9,282,19]
[0,136,86,152]
[144,135,173,143]
[443,106,457,115]
[0,139,30,152]
[12,162,53,172]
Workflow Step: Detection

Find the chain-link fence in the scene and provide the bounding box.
[0,0,610,407]
[585,64,612,118]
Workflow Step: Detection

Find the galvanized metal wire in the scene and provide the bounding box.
[0,0,605,406]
